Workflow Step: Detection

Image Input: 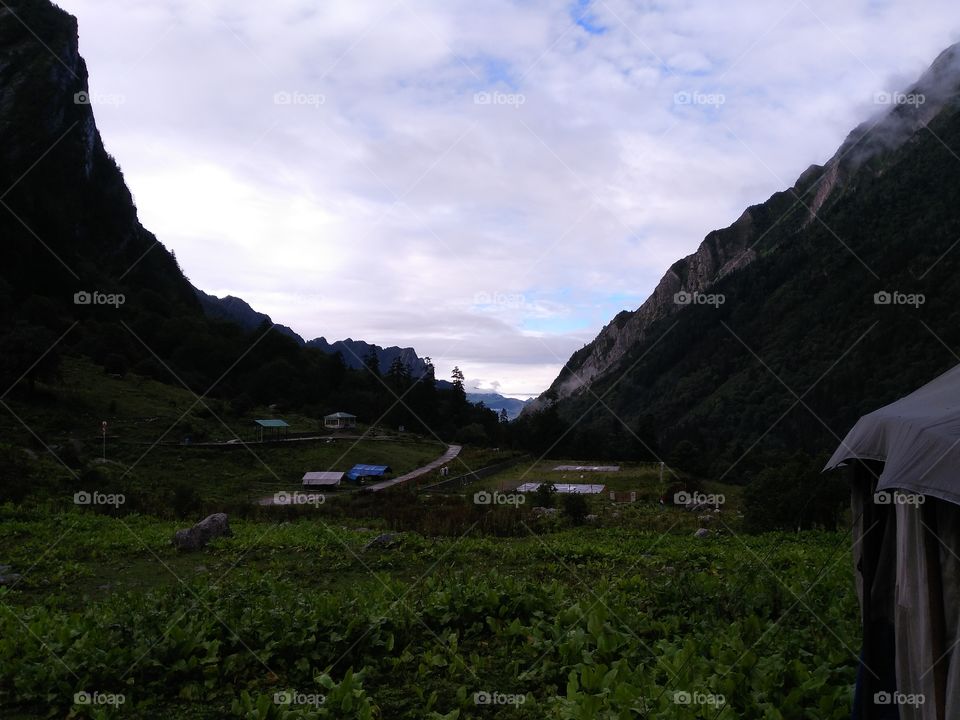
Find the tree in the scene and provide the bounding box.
[534,482,557,508]
[499,408,509,424]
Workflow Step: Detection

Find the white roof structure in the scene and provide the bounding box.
[302,471,344,486]
[824,363,960,505]
[517,482,606,494]
[553,465,620,472]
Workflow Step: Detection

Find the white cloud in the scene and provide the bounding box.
[58,0,960,397]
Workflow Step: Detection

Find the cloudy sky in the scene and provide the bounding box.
[57,0,959,398]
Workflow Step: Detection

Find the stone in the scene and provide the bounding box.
[173,513,232,552]
[694,528,711,539]
[363,533,401,550]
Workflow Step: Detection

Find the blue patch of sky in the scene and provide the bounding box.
[572,0,608,35]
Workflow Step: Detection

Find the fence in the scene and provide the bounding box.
[418,454,529,493]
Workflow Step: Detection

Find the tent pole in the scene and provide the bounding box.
[922,502,947,720]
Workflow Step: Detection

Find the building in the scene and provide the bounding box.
[346,464,391,482]
[324,412,357,430]
[254,419,289,442]
[302,471,344,488]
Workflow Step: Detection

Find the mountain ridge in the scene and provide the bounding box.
[527,40,960,414]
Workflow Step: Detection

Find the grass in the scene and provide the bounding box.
[0,507,860,719]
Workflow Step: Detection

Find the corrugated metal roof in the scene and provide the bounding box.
[303,471,344,486]
[552,465,620,472]
[255,419,290,428]
[346,464,391,480]
[517,482,606,494]
[324,412,356,419]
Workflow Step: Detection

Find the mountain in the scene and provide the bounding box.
[0,0,198,313]
[0,0,503,444]
[466,392,532,420]
[524,42,960,476]
[195,289,304,344]
[305,337,429,377]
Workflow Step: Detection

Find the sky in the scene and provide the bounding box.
[55,0,960,398]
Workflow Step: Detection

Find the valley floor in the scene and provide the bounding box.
[0,505,859,719]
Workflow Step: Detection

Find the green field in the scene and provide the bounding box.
[0,360,860,718]
[0,504,859,719]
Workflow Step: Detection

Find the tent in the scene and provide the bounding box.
[825,364,960,719]
[346,464,391,482]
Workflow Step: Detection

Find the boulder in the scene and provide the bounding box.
[173,513,232,552]
[531,507,558,516]
[694,528,711,539]
[585,514,599,522]
[0,564,21,586]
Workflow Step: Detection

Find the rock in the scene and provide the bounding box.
[21,449,37,461]
[699,514,715,525]
[0,573,22,586]
[173,513,232,552]
[694,528,711,539]
[364,533,400,550]
[531,507,558,516]
[585,514,599,522]
[662,566,676,575]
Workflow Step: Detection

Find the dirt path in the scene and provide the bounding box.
[366,445,462,492]
[256,444,462,504]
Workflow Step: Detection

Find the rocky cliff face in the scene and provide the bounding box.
[0,0,197,306]
[527,41,960,414]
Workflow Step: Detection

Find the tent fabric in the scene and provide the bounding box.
[346,464,391,481]
[824,363,960,506]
